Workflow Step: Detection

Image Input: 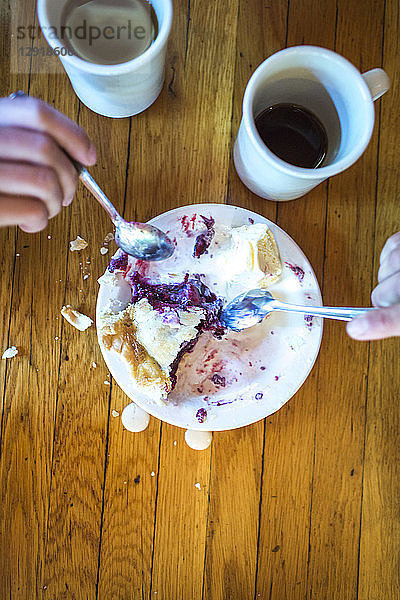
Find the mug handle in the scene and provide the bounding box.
[362,68,391,101]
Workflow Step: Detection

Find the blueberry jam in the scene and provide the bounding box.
[130,271,225,337]
[285,261,305,282]
[168,336,200,388]
[193,215,215,258]
[211,373,226,387]
[304,315,313,329]
[196,408,208,423]
[108,252,129,273]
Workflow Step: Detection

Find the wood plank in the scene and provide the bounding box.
[96,415,161,600]
[305,1,386,598]
[38,105,131,598]
[203,424,264,599]
[146,1,240,597]
[96,1,211,597]
[251,2,337,598]
[227,0,286,220]
[358,0,400,597]
[203,2,287,600]
[9,25,133,596]
[0,0,18,466]
[0,4,58,599]
[150,425,213,598]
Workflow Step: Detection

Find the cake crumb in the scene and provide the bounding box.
[104,380,111,386]
[2,346,18,359]
[92,362,97,368]
[194,482,201,490]
[100,247,109,255]
[47,235,51,239]
[151,471,156,477]
[173,440,177,446]
[104,232,114,243]
[70,236,88,251]
[111,409,119,417]
[61,305,93,331]
[83,274,90,280]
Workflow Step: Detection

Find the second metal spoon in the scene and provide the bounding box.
[221,289,376,331]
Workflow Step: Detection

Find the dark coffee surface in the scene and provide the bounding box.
[255,103,328,168]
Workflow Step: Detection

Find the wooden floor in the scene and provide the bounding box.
[1,0,400,598]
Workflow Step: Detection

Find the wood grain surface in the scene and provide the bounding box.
[1,1,399,599]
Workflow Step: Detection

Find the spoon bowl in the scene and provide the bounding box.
[114,218,175,261]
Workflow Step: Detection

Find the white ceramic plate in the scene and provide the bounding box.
[96,204,323,431]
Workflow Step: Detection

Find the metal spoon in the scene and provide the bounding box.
[78,166,174,261]
[221,288,376,331]
[9,91,174,261]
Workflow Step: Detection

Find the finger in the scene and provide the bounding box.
[0,195,48,232]
[0,96,97,166]
[379,231,400,265]
[378,246,400,283]
[0,161,62,219]
[0,127,78,206]
[371,271,400,307]
[346,304,400,340]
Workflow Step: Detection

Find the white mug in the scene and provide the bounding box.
[233,46,390,201]
[37,0,173,118]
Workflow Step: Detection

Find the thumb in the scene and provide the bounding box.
[346,304,400,340]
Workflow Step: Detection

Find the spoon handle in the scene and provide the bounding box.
[76,165,121,224]
[273,302,376,322]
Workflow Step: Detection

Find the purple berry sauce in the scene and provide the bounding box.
[193,216,215,258]
[196,408,208,423]
[129,271,225,336]
[211,373,226,387]
[304,315,313,329]
[255,392,263,400]
[285,262,305,282]
[180,214,197,233]
[108,252,129,273]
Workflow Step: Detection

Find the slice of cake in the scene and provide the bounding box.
[99,274,224,402]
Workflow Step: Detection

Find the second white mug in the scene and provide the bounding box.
[233,46,390,201]
[37,0,173,118]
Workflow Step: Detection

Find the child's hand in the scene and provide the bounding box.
[0,95,97,232]
[347,232,400,340]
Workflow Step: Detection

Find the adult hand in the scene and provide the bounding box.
[347,232,400,340]
[0,94,96,232]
